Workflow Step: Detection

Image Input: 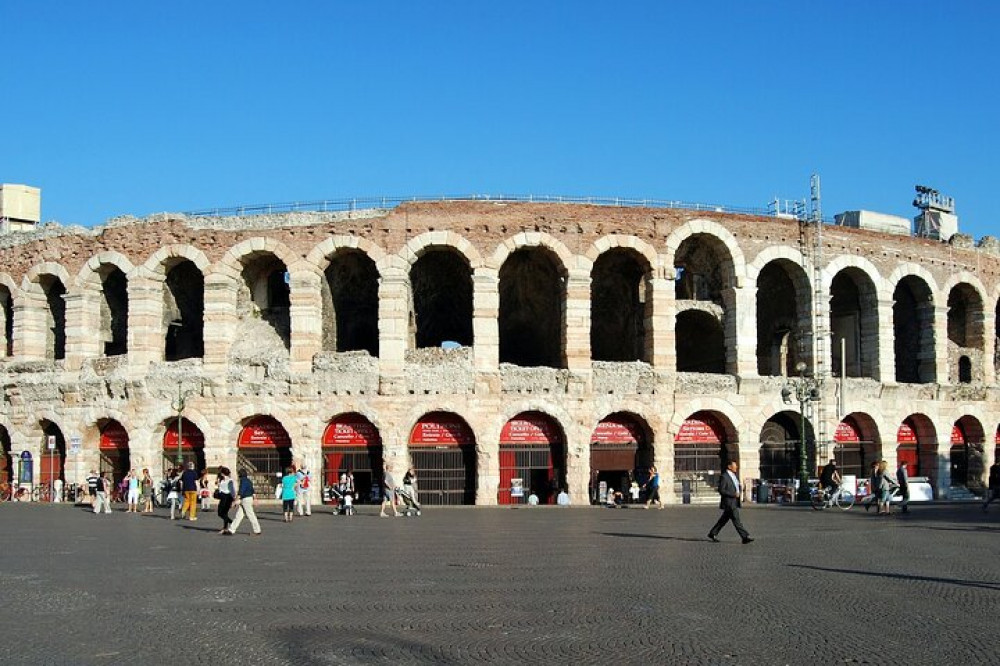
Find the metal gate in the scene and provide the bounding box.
[673,443,724,499]
[410,446,475,505]
[499,445,562,505]
[238,448,292,500]
[323,447,382,504]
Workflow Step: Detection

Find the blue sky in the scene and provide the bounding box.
[3,1,998,239]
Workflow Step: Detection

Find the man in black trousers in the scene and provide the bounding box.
[708,460,753,544]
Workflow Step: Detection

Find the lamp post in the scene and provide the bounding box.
[781,361,821,502]
[171,383,192,466]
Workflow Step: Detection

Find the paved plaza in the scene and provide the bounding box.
[0,501,997,665]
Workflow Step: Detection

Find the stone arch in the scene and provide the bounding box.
[943,274,987,383]
[498,243,568,368]
[833,412,882,479]
[408,245,474,349]
[24,263,71,361]
[78,254,133,358]
[591,246,653,362]
[672,408,741,502]
[490,232,575,273]
[213,237,299,282]
[222,404,303,448]
[305,236,388,275]
[316,243,382,356]
[588,410,655,503]
[74,251,136,290]
[665,219,747,282]
[951,413,987,492]
[407,410,478,505]
[0,273,17,358]
[585,235,660,273]
[400,231,485,270]
[142,244,212,277]
[826,261,880,379]
[891,269,937,384]
[753,253,812,377]
[497,408,570,505]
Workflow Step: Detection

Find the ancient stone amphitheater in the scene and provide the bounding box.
[1,199,997,505]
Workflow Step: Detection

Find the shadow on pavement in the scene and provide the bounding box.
[599,531,709,543]
[787,563,1000,591]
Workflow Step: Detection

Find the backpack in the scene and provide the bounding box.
[300,473,310,489]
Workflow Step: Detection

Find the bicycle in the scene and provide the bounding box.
[30,486,53,502]
[811,485,855,511]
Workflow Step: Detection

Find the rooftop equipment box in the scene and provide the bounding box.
[834,210,910,236]
[0,184,41,226]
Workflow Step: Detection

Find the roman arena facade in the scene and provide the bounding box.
[1,200,998,505]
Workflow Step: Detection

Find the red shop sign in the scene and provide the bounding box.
[322,416,381,448]
[835,420,862,443]
[951,425,965,446]
[500,414,561,446]
[100,422,129,451]
[163,418,205,451]
[238,417,291,449]
[410,415,474,447]
[896,422,917,445]
[675,415,724,445]
[591,418,643,446]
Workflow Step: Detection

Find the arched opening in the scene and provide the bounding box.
[893,276,935,383]
[896,414,938,492]
[758,411,815,499]
[322,250,379,356]
[0,426,12,486]
[589,413,653,505]
[163,259,204,361]
[162,417,206,474]
[675,309,726,373]
[498,412,566,504]
[591,249,649,362]
[674,411,738,502]
[236,253,290,351]
[98,421,130,488]
[756,261,810,376]
[99,266,129,356]
[951,416,985,494]
[322,414,382,506]
[39,420,66,487]
[237,416,293,500]
[39,275,66,361]
[499,248,565,368]
[410,250,473,349]
[958,356,972,383]
[947,283,984,383]
[674,233,733,303]
[833,414,880,480]
[0,285,13,357]
[830,269,878,378]
[408,412,477,505]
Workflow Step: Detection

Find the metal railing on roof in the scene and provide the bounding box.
[181,194,832,221]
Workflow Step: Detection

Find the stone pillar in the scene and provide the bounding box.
[564,268,591,373]
[475,423,500,506]
[723,282,754,376]
[936,438,952,497]
[472,268,499,373]
[289,270,322,375]
[203,273,237,379]
[982,309,996,384]
[932,305,949,384]
[14,293,46,360]
[62,291,94,371]
[378,268,409,394]
[648,270,673,370]
[127,269,165,371]
[875,297,896,382]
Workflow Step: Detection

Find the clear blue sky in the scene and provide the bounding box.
[3,1,998,239]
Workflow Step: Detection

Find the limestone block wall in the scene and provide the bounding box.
[0,202,997,505]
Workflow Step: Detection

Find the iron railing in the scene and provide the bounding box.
[181,194,835,222]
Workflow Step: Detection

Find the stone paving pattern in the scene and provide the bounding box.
[0,502,997,665]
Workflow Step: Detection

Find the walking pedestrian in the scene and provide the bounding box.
[875,460,896,516]
[280,468,298,522]
[643,466,663,509]
[199,469,212,512]
[166,468,182,520]
[125,469,140,513]
[296,464,312,517]
[93,471,112,514]
[380,469,399,517]
[141,468,154,514]
[85,470,98,508]
[982,459,1000,512]
[180,461,199,520]
[227,469,261,536]
[707,460,753,544]
[896,460,910,514]
[863,460,880,512]
[215,466,235,534]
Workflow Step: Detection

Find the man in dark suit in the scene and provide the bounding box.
[708,460,753,544]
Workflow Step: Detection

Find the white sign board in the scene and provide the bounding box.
[69,436,82,455]
[510,478,524,498]
[46,435,56,451]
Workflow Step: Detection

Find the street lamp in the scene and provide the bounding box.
[171,383,194,466]
[781,361,821,502]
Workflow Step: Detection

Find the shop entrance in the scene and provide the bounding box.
[896,420,919,475]
[408,412,476,505]
[99,421,130,489]
[162,418,206,474]
[322,414,382,504]
[498,412,565,505]
[833,417,877,480]
[589,413,651,504]
[39,421,66,487]
[238,416,292,500]
[674,412,737,502]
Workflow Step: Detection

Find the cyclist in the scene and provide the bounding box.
[819,459,841,502]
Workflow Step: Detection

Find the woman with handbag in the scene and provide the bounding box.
[215,467,235,534]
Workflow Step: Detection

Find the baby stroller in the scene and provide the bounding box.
[397,485,421,517]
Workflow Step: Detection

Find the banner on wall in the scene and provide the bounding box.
[322,416,381,448]
[410,415,474,447]
[675,414,725,445]
[897,422,917,444]
[835,420,862,443]
[238,417,291,449]
[163,418,205,451]
[100,423,129,451]
[591,418,643,446]
[500,415,561,446]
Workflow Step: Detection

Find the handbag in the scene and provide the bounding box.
[213,489,222,500]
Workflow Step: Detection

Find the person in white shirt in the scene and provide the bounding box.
[295,465,312,516]
[556,489,570,506]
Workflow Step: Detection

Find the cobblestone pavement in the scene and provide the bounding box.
[0,501,997,665]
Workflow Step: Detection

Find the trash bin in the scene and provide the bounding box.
[756,480,768,504]
[681,479,691,504]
